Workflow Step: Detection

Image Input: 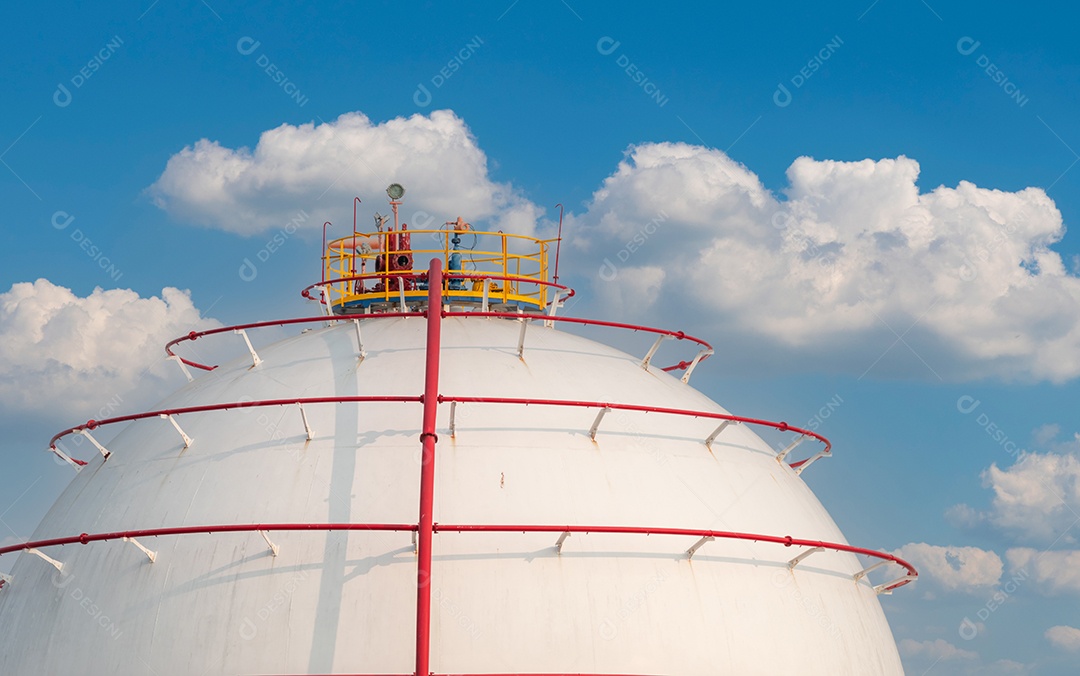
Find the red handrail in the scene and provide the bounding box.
[46,395,827,470]
[164,314,426,371]
[0,523,416,555]
[436,395,829,465]
[48,395,422,452]
[164,310,709,374]
[0,521,916,592]
[433,524,917,592]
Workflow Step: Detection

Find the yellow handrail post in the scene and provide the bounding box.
[501,235,509,305]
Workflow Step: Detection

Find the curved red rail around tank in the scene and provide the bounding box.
[45,394,829,472]
[0,521,917,593]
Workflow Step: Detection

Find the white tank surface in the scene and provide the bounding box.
[0,187,916,675]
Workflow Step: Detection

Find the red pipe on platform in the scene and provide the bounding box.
[415,258,443,676]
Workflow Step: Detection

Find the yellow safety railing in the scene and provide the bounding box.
[323,229,552,313]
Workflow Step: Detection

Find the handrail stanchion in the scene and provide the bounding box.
[501,235,509,305]
[168,355,195,382]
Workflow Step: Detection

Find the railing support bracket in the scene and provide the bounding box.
[48,444,83,472]
[854,559,889,582]
[159,414,193,449]
[687,535,714,560]
[555,531,571,554]
[169,355,194,382]
[681,348,713,384]
[235,329,262,367]
[776,435,807,463]
[123,536,157,563]
[794,449,829,475]
[260,531,280,557]
[353,319,368,362]
[704,420,735,449]
[517,316,528,359]
[27,548,63,572]
[641,334,672,369]
[788,546,824,569]
[298,403,314,441]
[589,407,611,440]
[80,429,111,460]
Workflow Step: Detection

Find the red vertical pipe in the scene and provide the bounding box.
[553,203,564,286]
[415,258,443,676]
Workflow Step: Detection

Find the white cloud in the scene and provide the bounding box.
[1006,548,1080,595]
[1032,423,1061,446]
[979,660,1033,675]
[571,142,1080,382]
[151,113,1080,382]
[893,543,1003,593]
[899,640,1032,674]
[1045,625,1080,651]
[944,503,984,530]
[149,110,541,236]
[981,453,1080,544]
[899,638,978,661]
[0,279,220,420]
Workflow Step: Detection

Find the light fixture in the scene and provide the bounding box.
[386,183,405,200]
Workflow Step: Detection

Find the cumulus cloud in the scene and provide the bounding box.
[980,452,1080,544]
[893,543,1003,593]
[899,638,978,661]
[151,112,1080,382]
[1045,625,1080,651]
[899,640,1031,674]
[1006,548,1080,595]
[148,110,542,236]
[570,142,1080,382]
[949,425,1080,543]
[0,279,220,419]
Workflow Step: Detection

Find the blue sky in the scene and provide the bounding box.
[2,1,1079,673]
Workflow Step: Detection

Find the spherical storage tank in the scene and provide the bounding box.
[0,187,917,675]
